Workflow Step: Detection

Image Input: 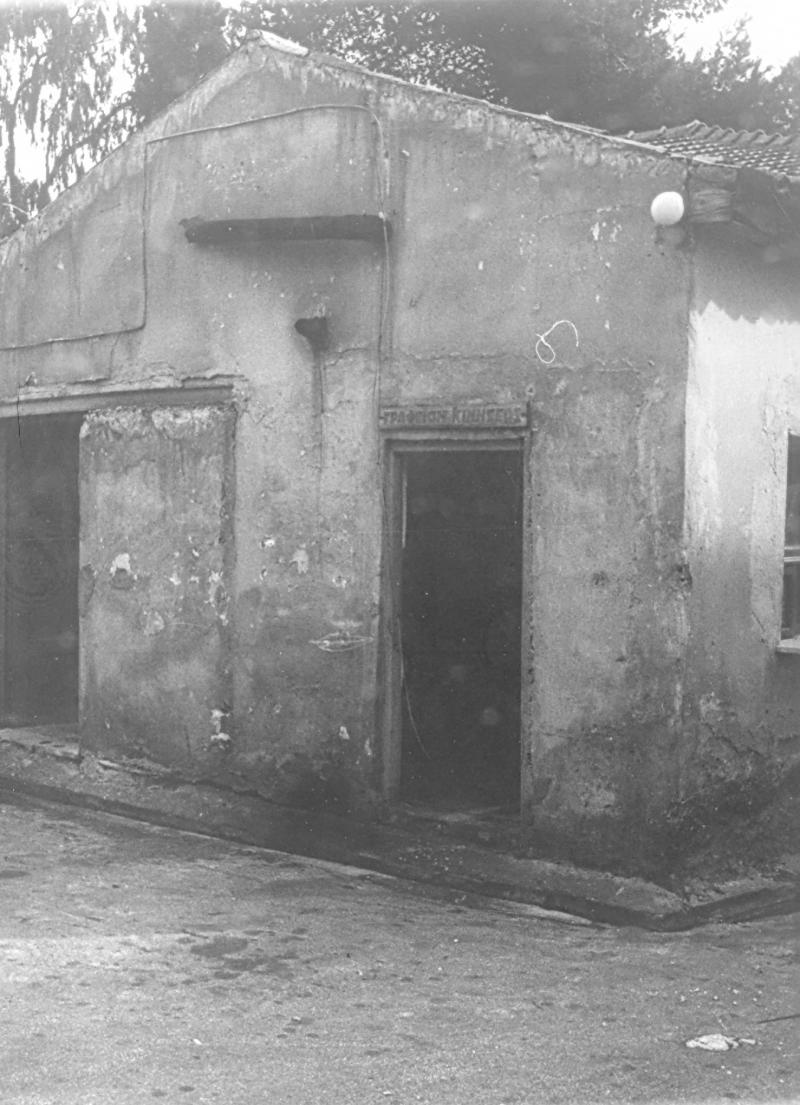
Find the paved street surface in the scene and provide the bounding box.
[1,794,798,1105]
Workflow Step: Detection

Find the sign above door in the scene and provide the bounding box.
[379,404,528,430]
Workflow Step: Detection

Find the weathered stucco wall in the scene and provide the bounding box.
[0,40,696,852]
[80,406,234,768]
[0,135,145,359]
[141,103,386,810]
[684,235,800,820]
[0,46,395,812]
[381,112,691,855]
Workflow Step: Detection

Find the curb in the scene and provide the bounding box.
[0,737,797,930]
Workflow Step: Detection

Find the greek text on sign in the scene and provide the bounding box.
[379,404,527,429]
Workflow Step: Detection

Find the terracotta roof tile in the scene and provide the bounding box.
[630,121,800,178]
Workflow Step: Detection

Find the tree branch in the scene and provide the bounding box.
[43,96,134,189]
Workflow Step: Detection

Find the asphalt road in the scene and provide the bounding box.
[1,794,798,1104]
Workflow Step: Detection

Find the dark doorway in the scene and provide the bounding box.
[399,448,523,807]
[0,413,82,726]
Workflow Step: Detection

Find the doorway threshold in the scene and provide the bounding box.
[0,725,82,763]
[393,799,522,851]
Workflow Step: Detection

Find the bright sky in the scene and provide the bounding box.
[673,0,800,69]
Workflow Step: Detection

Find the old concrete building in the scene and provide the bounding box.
[1,35,799,866]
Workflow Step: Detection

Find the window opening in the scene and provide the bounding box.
[399,449,522,808]
[1,413,82,726]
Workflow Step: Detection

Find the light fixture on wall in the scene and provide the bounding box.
[650,190,688,248]
[650,191,686,227]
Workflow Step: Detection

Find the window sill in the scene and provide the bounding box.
[776,638,800,654]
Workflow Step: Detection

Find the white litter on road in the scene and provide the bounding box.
[685,1033,757,1051]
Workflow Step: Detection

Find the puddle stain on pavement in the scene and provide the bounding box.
[189,936,250,958]
[189,935,298,979]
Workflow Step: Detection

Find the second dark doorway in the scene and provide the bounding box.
[1,413,82,727]
[400,448,522,808]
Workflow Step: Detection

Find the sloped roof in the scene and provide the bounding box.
[631,121,800,179]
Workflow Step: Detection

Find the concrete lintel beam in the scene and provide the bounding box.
[180,215,392,246]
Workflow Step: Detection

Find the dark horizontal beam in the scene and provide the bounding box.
[181,215,392,245]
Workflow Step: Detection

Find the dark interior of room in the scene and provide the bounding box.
[400,449,522,809]
[1,413,82,727]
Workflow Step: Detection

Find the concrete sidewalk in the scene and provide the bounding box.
[1,727,798,930]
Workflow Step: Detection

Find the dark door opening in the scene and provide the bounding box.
[0,413,82,727]
[399,448,522,808]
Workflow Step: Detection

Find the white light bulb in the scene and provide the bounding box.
[650,191,685,226]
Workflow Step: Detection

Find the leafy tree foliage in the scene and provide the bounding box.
[117,1,231,121]
[766,53,800,136]
[252,3,499,99]
[1,0,798,237]
[259,0,797,134]
[0,1,129,234]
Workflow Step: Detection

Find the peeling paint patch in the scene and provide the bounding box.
[151,406,219,436]
[109,552,136,589]
[110,552,132,575]
[205,568,229,625]
[207,569,223,605]
[210,708,231,748]
[289,547,310,575]
[141,609,165,636]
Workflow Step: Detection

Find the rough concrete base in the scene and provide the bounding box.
[0,729,797,930]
